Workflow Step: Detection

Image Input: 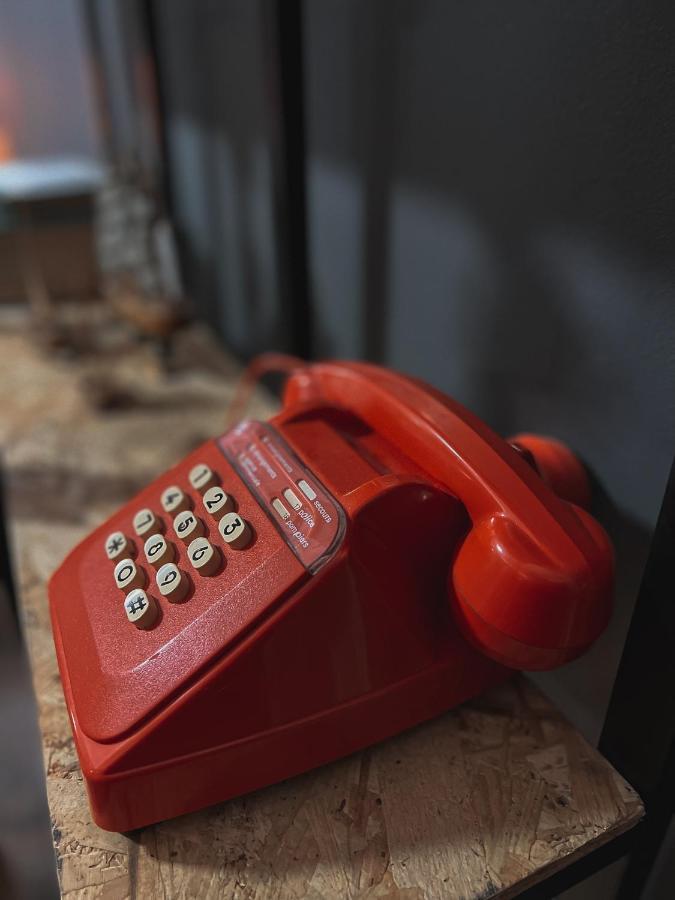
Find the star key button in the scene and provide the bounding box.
[105,531,132,561]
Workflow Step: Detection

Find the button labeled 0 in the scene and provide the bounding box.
[114,558,145,591]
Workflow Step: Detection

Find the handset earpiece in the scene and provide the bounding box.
[283,362,614,671]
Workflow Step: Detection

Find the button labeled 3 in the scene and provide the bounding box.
[218,512,252,549]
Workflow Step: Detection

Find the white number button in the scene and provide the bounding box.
[133,508,159,537]
[297,479,316,501]
[114,558,145,591]
[187,537,221,575]
[105,531,132,560]
[144,533,174,568]
[156,563,189,603]
[124,589,158,629]
[161,486,190,514]
[173,510,205,542]
[283,488,302,511]
[202,486,233,518]
[189,464,216,493]
[218,512,252,550]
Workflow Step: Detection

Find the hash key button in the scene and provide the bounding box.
[124,589,158,629]
[189,463,217,493]
[219,512,252,550]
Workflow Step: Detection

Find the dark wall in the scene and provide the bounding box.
[153,0,287,352]
[153,0,675,741]
[304,0,675,744]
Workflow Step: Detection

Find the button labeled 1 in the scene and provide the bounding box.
[189,464,217,493]
[218,512,252,549]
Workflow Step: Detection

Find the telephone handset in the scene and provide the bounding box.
[49,360,613,831]
[282,362,613,670]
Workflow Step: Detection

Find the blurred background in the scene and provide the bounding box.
[0,1,674,898]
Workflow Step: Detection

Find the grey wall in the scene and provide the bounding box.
[305,0,675,749]
[155,0,675,746]
[0,0,98,159]
[154,0,285,352]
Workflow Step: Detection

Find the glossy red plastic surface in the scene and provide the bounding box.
[49,361,614,831]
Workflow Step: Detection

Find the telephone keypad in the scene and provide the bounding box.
[144,533,174,568]
[108,461,256,627]
[189,463,217,494]
[133,508,160,537]
[114,558,145,592]
[187,536,221,575]
[156,563,189,603]
[161,486,190,514]
[202,486,233,518]
[218,512,252,550]
[124,588,158,629]
[173,510,205,543]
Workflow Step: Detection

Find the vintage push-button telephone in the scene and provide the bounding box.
[49,361,613,831]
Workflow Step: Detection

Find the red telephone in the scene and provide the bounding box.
[49,361,613,831]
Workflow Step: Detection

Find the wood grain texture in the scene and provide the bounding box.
[1,315,643,899]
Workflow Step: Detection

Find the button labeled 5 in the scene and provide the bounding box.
[173,510,205,542]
